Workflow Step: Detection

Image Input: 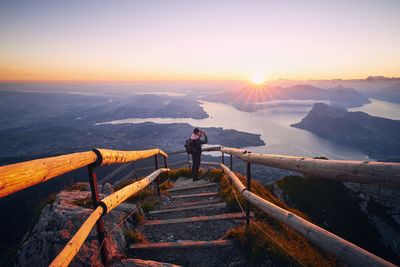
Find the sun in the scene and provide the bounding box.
[250,73,265,85]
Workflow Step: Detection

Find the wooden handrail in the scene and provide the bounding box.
[0,148,168,198]
[49,206,104,267]
[94,148,168,166]
[50,168,169,267]
[221,147,400,188]
[220,164,395,267]
[100,168,169,214]
[0,151,97,198]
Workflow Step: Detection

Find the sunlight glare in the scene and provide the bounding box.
[250,73,265,85]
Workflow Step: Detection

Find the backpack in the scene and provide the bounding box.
[184,139,194,154]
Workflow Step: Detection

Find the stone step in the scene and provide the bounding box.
[128,240,243,267]
[143,212,246,226]
[148,202,227,220]
[149,203,226,215]
[167,182,218,193]
[130,240,234,250]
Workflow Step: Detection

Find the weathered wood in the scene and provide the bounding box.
[95,148,168,166]
[159,199,222,209]
[143,212,246,226]
[50,206,104,267]
[222,164,395,267]
[149,202,226,214]
[170,192,218,199]
[130,240,234,250]
[0,151,97,198]
[100,168,169,214]
[221,147,400,188]
[51,168,168,266]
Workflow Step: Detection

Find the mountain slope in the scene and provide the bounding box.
[291,103,400,161]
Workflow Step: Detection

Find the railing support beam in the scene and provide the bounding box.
[88,165,109,267]
[246,162,251,226]
[230,155,233,171]
[222,152,225,164]
[154,155,160,196]
[163,156,168,169]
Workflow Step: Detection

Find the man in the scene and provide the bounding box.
[190,128,208,181]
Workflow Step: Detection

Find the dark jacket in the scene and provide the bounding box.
[192,135,208,154]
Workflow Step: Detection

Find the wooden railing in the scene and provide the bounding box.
[0,147,169,266]
[219,164,395,267]
[1,145,399,266]
[0,148,167,198]
[221,147,400,188]
[50,168,169,267]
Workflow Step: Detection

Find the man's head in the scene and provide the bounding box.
[193,128,200,135]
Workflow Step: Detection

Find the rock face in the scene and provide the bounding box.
[291,103,400,161]
[13,183,137,266]
[344,182,400,256]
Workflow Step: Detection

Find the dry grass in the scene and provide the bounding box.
[224,221,340,266]
[73,196,94,208]
[124,229,147,244]
[204,169,342,266]
[66,182,88,192]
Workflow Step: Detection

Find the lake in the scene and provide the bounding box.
[98,99,400,160]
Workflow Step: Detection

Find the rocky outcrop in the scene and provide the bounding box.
[291,103,400,161]
[344,182,400,256]
[13,183,138,266]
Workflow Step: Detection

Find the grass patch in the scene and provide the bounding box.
[215,170,341,266]
[73,196,94,208]
[66,182,88,191]
[277,176,398,263]
[140,197,160,213]
[224,221,339,266]
[124,229,147,243]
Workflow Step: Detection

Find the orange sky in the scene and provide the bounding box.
[1,1,399,82]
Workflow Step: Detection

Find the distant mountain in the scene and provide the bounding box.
[202,84,370,111]
[291,103,400,161]
[371,83,400,104]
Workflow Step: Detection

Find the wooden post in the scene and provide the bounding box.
[154,155,160,196]
[230,155,233,171]
[221,152,225,164]
[87,165,109,267]
[246,162,251,226]
[163,156,168,169]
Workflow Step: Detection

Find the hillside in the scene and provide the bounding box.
[291,103,400,161]
[273,176,400,265]
[371,83,400,104]
[203,84,370,111]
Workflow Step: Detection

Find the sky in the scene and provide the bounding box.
[0,0,399,82]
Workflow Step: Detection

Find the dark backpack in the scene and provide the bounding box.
[184,139,194,154]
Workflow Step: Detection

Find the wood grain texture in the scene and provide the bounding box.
[222,164,395,267]
[0,151,97,198]
[49,206,104,267]
[0,148,169,198]
[221,147,400,188]
[95,148,168,166]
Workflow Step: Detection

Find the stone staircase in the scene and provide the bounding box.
[127,176,247,266]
